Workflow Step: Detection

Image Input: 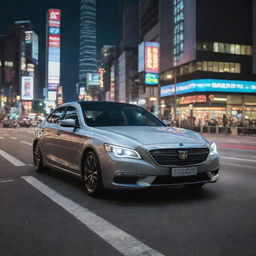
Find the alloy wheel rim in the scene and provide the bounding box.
[84,153,98,193]
[34,145,41,169]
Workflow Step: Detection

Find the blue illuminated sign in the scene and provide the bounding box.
[145,73,159,85]
[49,27,60,35]
[160,79,256,97]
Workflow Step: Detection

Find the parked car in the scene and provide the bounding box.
[33,101,220,196]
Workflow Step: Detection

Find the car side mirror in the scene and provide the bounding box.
[59,119,76,128]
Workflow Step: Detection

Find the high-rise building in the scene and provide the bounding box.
[79,0,97,92]
[0,21,39,116]
[137,0,256,123]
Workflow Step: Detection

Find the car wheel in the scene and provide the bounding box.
[184,183,205,189]
[33,142,46,173]
[83,151,104,196]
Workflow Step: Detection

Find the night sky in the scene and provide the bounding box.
[0,0,119,101]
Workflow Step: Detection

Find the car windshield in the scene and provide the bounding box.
[79,102,165,127]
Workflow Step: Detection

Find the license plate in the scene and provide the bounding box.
[172,167,197,177]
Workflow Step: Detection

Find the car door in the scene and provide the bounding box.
[55,105,87,175]
[41,106,66,166]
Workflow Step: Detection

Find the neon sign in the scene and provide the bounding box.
[160,79,256,97]
[145,73,159,85]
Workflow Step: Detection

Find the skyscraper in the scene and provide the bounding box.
[79,0,97,90]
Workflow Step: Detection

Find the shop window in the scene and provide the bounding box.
[213,62,218,72]
[202,61,207,71]
[218,62,224,72]
[188,62,195,73]
[230,63,235,73]
[197,61,202,71]
[207,61,213,72]
[235,63,241,73]
[224,62,229,72]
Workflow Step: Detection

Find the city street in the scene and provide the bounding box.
[0,127,256,256]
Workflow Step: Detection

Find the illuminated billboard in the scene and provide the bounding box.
[87,73,100,86]
[21,76,34,100]
[46,9,61,95]
[138,42,159,74]
[160,79,256,97]
[145,73,159,85]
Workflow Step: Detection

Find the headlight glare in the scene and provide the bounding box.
[210,142,218,156]
[104,144,141,159]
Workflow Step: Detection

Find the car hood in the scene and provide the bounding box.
[95,126,209,148]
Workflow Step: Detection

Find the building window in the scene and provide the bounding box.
[200,42,252,56]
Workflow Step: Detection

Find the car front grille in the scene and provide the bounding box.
[149,148,209,166]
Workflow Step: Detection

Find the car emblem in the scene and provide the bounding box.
[178,150,188,160]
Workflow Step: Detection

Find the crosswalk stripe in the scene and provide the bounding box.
[10,137,17,140]
[22,176,164,256]
[0,150,26,167]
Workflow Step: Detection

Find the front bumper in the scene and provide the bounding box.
[99,150,220,190]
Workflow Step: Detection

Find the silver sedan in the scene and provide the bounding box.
[33,101,220,196]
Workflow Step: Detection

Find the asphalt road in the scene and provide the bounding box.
[0,127,255,256]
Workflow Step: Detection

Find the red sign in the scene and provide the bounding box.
[48,9,61,27]
[49,35,60,47]
[98,68,105,88]
[145,46,159,73]
[180,95,207,104]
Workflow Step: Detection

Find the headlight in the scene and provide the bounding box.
[210,142,218,156]
[104,144,141,159]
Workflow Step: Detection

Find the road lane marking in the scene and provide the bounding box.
[0,150,26,167]
[0,136,4,139]
[10,137,17,140]
[221,156,256,163]
[20,141,33,146]
[0,179,14,183]
[22,176,164,256]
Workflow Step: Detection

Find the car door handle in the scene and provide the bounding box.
[56,130,62,136]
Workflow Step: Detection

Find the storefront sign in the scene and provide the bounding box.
[145,73,159,85]
[145,43,159,73]
[179,95,207,104]
[160,79,256,97]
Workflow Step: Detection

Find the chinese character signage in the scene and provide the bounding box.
[145,73,159,85]
[145,43,159,73]
[46,9,61,97]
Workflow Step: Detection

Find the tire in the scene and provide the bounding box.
[33,142,46,173]
[184,183,205,189]
[83,151,104,196]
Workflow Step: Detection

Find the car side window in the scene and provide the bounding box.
[63,106,80,127]
[47,107,66,124]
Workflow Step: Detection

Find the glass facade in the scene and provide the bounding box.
[197,41,252,56]
[161,61,241,81]
[173,0,184,66]
[79,0,97,88]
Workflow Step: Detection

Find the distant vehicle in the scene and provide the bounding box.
[18,117,32,127]
[3,118,17,128]
[33,101,220,196]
